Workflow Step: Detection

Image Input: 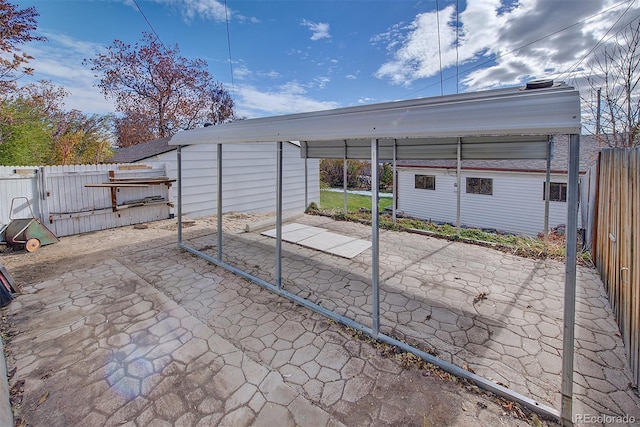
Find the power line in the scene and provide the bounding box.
[132,0,167,51]
[557,1,637,83]
[435,0,444,96]
[456,0,459,94]
[224,0,236,100]
[406,0,634,97]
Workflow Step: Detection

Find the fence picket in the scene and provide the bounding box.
[1,163,171,238]
[593,148,640,386]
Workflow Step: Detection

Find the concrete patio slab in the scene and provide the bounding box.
[262,223,327,243]
[2,213,638,426]
[263,223,372,259]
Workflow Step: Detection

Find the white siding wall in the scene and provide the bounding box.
[398,168,576,236]
[148,143,320,219]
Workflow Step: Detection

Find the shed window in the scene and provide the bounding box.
[543,182,567,202]
[415,174,435,190]
[466,177,493,195]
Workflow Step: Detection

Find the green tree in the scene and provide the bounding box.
[0,81,113,165]
[0,96,52,165]
[86,32,235,147]
[320,159,370,189]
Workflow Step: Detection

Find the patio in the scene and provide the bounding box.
[180,214,640,422]
[2,214,638,425]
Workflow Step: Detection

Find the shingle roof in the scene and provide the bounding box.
[108,137,174,163]
[396,135,600,173]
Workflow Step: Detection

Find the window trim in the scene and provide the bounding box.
[415,174,436,190]
[543,182,567,202]
[465,177,493,195]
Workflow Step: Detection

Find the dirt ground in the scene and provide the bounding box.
[0,214,557,426]
[0,213,270,286]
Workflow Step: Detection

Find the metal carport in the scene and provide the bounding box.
[170,82,581,425]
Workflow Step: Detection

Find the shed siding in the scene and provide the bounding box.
[398,168,575,236]
[148,143,319,219]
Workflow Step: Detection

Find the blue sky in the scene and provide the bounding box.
[12,0,640,119]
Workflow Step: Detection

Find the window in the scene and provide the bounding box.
[466,177,493,195]
[543,182,567,202]
[415,174,435,190]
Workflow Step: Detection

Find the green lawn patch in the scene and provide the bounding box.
[320,189,393,212]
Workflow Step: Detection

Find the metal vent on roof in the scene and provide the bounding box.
[526,79,554,90]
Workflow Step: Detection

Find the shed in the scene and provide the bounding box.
[169,82,582,423]
[395,134,601,236]
[110,137,320,218]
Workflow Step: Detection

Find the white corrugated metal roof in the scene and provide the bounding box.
[169,83,581,160]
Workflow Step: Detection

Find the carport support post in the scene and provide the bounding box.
[177,145,183,245]
[392,140,397,225]
[544,138,551,246]
[371,138,380,337]
[456,138,462,236]
[217,143,223,261]
[276,141,283,289]
[561,133,580,426]
[304,157,308,208]
[343,141,348,215]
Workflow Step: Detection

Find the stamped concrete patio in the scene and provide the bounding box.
[181,213,640,423]
[2,213,638,426]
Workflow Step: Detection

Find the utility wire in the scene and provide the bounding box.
[456,0,459,94]
[557,0,637,83]
[435,0,444,96]
[407,0,634,97]
[224,0,236,100]
[132,0,167,51]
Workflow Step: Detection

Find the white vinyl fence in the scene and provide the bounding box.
[0,164,172,237]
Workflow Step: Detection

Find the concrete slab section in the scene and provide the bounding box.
[261,222,310,237]
[297,232,357,252]
[262,224,327,243]
[328,238,372,258]
[262,224,371,258]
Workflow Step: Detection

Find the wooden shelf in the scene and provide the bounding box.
[84,170,175,214]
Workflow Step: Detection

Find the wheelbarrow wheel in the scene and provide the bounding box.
[25,238,41,252]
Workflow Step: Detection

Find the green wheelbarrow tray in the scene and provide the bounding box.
[1,197,59,252]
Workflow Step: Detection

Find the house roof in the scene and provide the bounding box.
[169,82,582,162]
[109,137,174,163]
[396,134,600,174]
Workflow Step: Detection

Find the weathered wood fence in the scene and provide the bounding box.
[0,163,171,237]
[592,148,640,385]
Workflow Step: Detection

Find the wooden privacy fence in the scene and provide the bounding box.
[592,148,640,385]
[0,163,172,237]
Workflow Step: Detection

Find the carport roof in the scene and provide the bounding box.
[170,82,581,160]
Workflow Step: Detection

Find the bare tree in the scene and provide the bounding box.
[86,32,235,147]
[584,20,640,147]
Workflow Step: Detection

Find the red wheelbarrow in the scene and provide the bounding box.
[0,197,59,252]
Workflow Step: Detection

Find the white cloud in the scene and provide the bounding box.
[373,0,640,91]
[234,83,339,118]
[19,32,114,114]
[301,19,331,41]
[139,0,258,23]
